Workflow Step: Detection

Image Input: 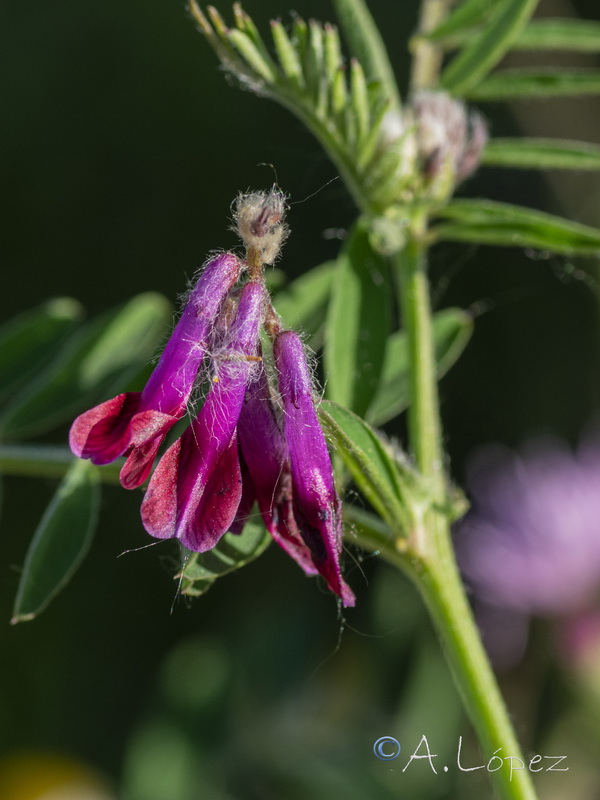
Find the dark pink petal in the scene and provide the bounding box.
[229,459,257,536]
[266,467,319,577]
[118,408,182,489]
[140,252,242,415]
[69,252,242,483]
[274,330,355,607]
[179,434,243,551]
[141,282,267,550]
[237,362,318,575]
[139,436,180,539]
[69,393,141,465]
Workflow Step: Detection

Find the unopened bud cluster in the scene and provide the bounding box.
[70,188,355,607]
[373,91,488,206]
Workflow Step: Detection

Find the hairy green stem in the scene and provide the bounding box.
[410,0,455,91]
[419,540,538,800]
[395,224,444,488]
[394,226,538,799]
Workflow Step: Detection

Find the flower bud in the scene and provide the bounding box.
[233,187,288,266]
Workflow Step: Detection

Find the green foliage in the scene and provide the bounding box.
[319,400,423,538]
[177,520,272,597]
[434,199,600,255]
[324,223,392,417]
[331,0,401,111]
[189,2,410,213]
[465,69,600,99]
[429,16,600,53]
[367,308,474,427]
[12,459,100,623]
[422,0,493,44]
[508,18,600,52]
[273,260,336,348]
[483,138,600,170]
[0,293,171,439]
[440,0,539,95]
[0,294,170,620]
[0,298,83,404]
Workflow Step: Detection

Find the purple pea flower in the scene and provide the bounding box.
[234,357,321,577]
[272,330,356,607]
[456,437,600,665]
[140,281,266,552]
[69,252,241,489]
[69,188,355,606]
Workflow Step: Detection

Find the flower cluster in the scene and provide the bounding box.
[455,437,600,664]
[70,190,355,606]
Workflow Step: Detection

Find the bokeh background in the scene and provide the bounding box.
[2,0,600,797]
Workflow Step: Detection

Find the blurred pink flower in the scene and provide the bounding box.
[456,437,600,666]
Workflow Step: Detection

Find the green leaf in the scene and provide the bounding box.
[350,58,370,145]
[427,17,600,53]
[466,69,600,99]
[270,20,304,88]
[434,199,600,255]
[178,519,271,597]
[227,29,278,84]
[305,20,327,114]
[11,459,100,623]
[319,400,417,536]
[423,0,493,44]
[0,292,171,439]
[324,223,392,417]
[514,19,600,52]
[331,0,402,111]
[0,298,83,405]
[273,260,336,348]
[366,308,474,426]
[441,0,539,96]
[342,504,393,552]
[482,138,600,170]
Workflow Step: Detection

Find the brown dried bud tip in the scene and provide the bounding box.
[233,187,289,266]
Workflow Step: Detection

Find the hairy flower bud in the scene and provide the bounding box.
[233,187,288,266]
[411,91,487,190]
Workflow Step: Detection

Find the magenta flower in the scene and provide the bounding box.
[69,189,355,606]
[140,281,266,552]
[456,437,600,664]
[273,330,355,607]
[234,359,317,573]
[69,252,241,488]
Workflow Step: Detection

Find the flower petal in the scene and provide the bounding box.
[274,330,355,607]
[140,252,242,415]
[69,253,242,476]
[69,392,141,464]
[119,409,178,489]
[179,434,243,552]
[141,282,267,550]
[237,362,318,575]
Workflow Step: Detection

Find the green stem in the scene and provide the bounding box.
[395,223,444,487]
[0,444,121,484]
[410,0,455,91]
[419,542,538,800]
[393,228,538,799]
